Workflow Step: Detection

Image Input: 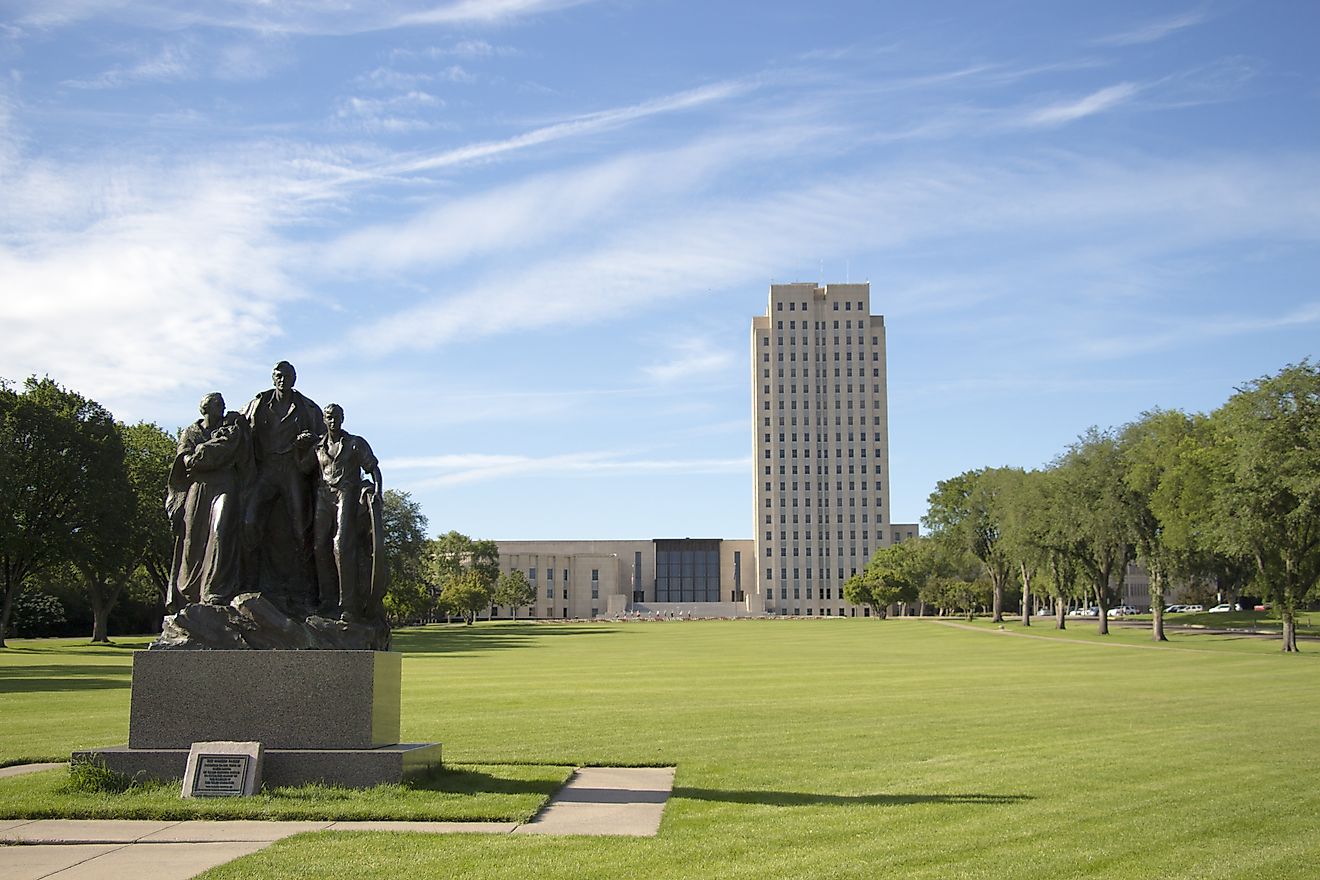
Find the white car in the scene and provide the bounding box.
[1066,607,1099,618]
[1164,604,1186,613]
[1208,603,1234,613]
[1107,606,1140,617]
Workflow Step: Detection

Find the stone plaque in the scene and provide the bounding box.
[182,741,263,798]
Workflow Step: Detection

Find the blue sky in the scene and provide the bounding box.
[2,1,1317,540]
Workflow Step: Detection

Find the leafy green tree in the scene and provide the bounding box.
[9,588,66,638]
[427,530,501,622]
[381,490,432,626]
[847,540,924,617]
[995,468,1048,626]
[1121,409,1214,642]
[1054,428,1135,635]
[384,579,433,626]
[924,468,1016,622]
[1204,362,1320,652]
[119,422,176,606]
[494,569,535,617]
[0,379,130,647]
[438,569,495,624]
[915,539,984,618]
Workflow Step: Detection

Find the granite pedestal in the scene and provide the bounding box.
[75,651,441,789]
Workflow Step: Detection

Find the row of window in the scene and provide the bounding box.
[763,384,884,397]
[769,608,868,617]
[766,481,880,493]
[764,462,881,474]
[763,512,878,524]
[769,546,873,558]
[527,567,601,581]
[774,319,876,335]
[766,566,860,581]
[766,447,885,459]
[766,366,883,381]
[768,529,877,541]
[774,300,866,312]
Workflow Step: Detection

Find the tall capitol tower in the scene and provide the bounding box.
[751,282,893,616]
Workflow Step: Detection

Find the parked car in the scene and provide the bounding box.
[1164,604,1187,613]
[1067,607,1099,617]
[1183,604,1204,612]
[1208,603,1234,613]
[1108,606,1140,617]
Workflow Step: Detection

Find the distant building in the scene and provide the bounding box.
[751,282,912,616]
[492,283,917,619]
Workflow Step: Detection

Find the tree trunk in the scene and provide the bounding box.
[1282,607,1298,653]
[1055,596,1066,630]
[991,574,1003,623]
[1150,572,1167,642]
[1096,590,1110,636]
[87,576,124,644]
[0,583,15,649]
[1020,563,1031,627]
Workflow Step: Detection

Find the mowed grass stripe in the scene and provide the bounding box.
[3,620,1318,879]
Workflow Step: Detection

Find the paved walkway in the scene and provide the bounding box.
[0,765,675,880]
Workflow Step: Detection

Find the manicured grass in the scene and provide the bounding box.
[5,620,1320,879]
[0,763,570,822]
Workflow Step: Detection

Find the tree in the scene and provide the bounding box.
[381,490,432,625]
[427,530,501,623]
[8,588,66,638]
[0,379,129,647]
[847,540,923,617]
[1205,362,1320,652]
[120,422,176,607]
[384,579,434,626]
[494,569,534,617]
[996,468,1047,626]
[1054,428,1135,635]
[1121,409,1212,642]
[915,538,984,618]
[438,569,495,624]
[924,468,1016,622]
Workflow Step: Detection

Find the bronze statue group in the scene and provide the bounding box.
[166,361,386,626]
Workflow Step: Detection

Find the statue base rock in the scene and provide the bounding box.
[153,592,390,651]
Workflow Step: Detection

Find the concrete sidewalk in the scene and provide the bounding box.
[515,767,676,837]
[0,765,675,879]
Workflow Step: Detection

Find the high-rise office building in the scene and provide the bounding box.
[751,282,892,616]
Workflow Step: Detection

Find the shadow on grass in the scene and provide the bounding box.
[0,664,131,694]
[673,787,1033,807]
[393,623,616,656]
[1,642,145,656]
[403,765,569,797]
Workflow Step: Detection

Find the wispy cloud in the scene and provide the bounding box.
[643,339,736,383]
[332,147,1320,360]
[384,450,750,487]
[335,90,446,132]
[1095,11,1207,47]
[1078,302,1320,359]
[1021,82,1139,126]
[377,78,755,175]
[63,42,194,89]
[13,0,601,35]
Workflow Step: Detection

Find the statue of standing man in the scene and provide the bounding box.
[300,403,386,622]
[241,361,325,610]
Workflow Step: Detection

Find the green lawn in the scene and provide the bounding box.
[3,620,1319,879]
